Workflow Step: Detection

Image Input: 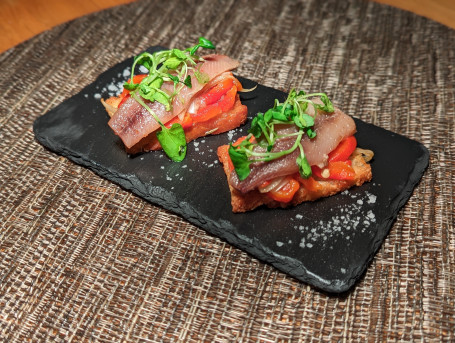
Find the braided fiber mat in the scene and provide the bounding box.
[0,0,453,341]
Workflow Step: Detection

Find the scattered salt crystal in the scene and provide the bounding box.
[122,68,131,78]
[367,193,377,204]
[94,93,101,99]
[276,241,284,247]
[107,84,118,92]
[292,189,379,250]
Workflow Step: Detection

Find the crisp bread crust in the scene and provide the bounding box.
[217,145,373,213]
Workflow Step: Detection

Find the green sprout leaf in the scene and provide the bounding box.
[306,128,316,139]
[318,93,334,112]
[297,154,311,179]
[248,113,267,138]
[199,37,216,49]
[123,82,139,91]
[183,75,192,88]
[172,48,187,60]
[271,109,288,122]
[167,74,180,84]
[228,145,252,181]
[135,54,153,70]
[156,123,187,162]
[153,92,172,111]
[164,57,183,69]
[189,37,216,55]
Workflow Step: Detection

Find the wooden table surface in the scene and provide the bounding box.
[0,0,454,54]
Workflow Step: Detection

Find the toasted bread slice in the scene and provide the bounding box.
[217,146,373,213]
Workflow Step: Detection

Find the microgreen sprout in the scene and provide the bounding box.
[228,89,334,180]
[124,37,216,161]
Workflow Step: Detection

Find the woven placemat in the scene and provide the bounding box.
[0,0,453,341]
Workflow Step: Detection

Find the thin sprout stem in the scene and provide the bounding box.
[276,131,304,139]
[244,131,303,160]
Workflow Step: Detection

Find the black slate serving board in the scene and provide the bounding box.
[33,47,429,293]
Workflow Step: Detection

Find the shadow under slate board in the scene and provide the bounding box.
[33,46,429,293]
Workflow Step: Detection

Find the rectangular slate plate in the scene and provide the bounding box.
[33,46,429,293]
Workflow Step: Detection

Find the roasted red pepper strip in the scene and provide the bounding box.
[327,161,355,180]
[310,135,357,180]
[164,112,193,129]
[118,94,130,108]
[297,175,321,193]
[198,78,234,106]
[192,85,237,123]
[328,136,357,162]
[267,178,300,203]
[312,161,355,180]
[219,86,237,111]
